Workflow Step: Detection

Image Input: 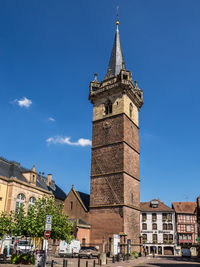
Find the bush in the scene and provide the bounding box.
[132,251,138,259]
[11,253,35,265]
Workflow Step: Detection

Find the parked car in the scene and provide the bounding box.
[16,240,33,253]
[59,240,80,257]
[78,247,100,259]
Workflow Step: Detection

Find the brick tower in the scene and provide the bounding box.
[89,19,143,253]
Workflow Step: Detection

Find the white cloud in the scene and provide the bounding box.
[46,136,92,147]
[48,117,56,122]
[14,97,32,108]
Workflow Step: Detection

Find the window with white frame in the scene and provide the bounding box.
[16,193,25,213]
[186,225,191,232]
[186,215,190,221]
[28,197,35,209]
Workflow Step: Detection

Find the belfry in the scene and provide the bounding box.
[89,18,143,253]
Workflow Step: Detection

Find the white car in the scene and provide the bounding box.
[16,240,33,253]
[59,240,80,257]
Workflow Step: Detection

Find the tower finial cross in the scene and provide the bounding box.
[116,5,119,25]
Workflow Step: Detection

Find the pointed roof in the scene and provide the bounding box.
[107,19,125,77]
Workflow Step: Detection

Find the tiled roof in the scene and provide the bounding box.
[76,191,90,211]
[172,202,196,214]
[140,199,173,212]
[0,157,66,201]
[69,218,90,227]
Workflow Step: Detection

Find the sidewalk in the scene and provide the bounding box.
[0,256,150,267]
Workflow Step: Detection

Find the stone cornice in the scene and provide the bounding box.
[77,223,91,229]
[92,112,139,130]
[91,171,140,182]
[89,76,143,109]
[90,203,141,211]
[92,140,140,155]
[0,176,52,195]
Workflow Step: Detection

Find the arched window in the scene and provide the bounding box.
[129,103,133,118]
[105,100,112,115]
[28,197,35,212]
[29,197,35,206]
[16,193,25,213]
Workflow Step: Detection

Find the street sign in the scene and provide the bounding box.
[46,215,52,224]
[44,230,50,238]
[45,223,52,231]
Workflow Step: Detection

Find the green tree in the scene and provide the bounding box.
[0,196,74,246]
[0,211,14,238]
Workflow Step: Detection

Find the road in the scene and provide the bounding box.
[132,256,200,266]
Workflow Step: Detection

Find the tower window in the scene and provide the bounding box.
[70,201,73,210]
[105,101,112,115]
[129,103,133,118]
[123,74,128,80]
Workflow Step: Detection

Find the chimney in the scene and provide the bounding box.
[47,174,52,186]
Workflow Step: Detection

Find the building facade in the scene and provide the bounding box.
[0,157,66,214]
[89,18,143,253]
[63,186,91,246]
[172,202,198,256]
[141,199,176,256]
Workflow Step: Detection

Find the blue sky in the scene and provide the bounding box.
[0,0,200,206]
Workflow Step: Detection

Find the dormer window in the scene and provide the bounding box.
[105,100,112,115]
[150,200,158,208]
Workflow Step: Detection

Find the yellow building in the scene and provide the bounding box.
[0,157,66,213]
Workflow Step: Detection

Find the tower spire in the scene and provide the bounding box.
[106,10,125,77]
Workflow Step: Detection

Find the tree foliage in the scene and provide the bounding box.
[0,196,74,243]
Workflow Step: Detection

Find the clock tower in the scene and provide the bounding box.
[89,19,143,253]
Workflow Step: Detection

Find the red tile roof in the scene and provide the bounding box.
[172,202,196,214]
[140,199,173,212]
